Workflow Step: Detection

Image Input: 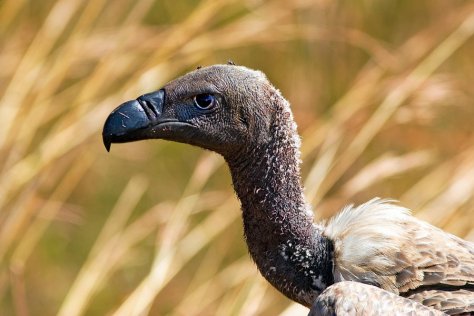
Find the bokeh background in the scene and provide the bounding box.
[1,1,474,315]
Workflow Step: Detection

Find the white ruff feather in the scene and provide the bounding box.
[324,198,413,283]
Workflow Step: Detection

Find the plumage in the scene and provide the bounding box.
[325,199,474,314]
[103,64,474,315]
[310,281,446,316]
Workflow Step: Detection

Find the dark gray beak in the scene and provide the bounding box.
[102,89,165,151]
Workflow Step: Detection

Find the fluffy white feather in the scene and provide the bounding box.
[323,198,414,284]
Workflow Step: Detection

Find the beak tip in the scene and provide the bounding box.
[103,134,111,152]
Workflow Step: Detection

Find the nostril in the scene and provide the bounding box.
[138,98,157,120]
[137,89,165,121]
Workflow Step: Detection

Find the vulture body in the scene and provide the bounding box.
[103,64,474,315]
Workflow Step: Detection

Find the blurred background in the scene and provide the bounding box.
[1,0,474,315]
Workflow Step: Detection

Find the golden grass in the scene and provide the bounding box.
[1,1,473,315]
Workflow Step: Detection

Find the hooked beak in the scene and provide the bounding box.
[102,89,165,151]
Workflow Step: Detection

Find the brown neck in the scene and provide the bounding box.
[225,110,334,306]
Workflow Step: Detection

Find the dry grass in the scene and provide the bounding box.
[1,1,473,315]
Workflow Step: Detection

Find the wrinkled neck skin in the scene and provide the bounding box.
[225,104,334,307]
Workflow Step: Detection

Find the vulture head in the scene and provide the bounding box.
[103,64,286,158]
[102,64,322,306]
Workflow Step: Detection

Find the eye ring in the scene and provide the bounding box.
[194,93,217,110]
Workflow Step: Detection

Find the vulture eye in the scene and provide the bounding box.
[194,93,216,110]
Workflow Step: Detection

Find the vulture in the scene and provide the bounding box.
[103,64,474,315]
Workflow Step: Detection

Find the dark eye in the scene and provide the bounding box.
[194,93,216,110]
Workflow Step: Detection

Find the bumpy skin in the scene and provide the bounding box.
[103,64,474,315]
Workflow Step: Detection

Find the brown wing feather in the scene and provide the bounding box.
[391,220,474,293]
[408,289,474,315]
[309,281,445,316]
[391,221,474,315]
[324,199,474,315]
